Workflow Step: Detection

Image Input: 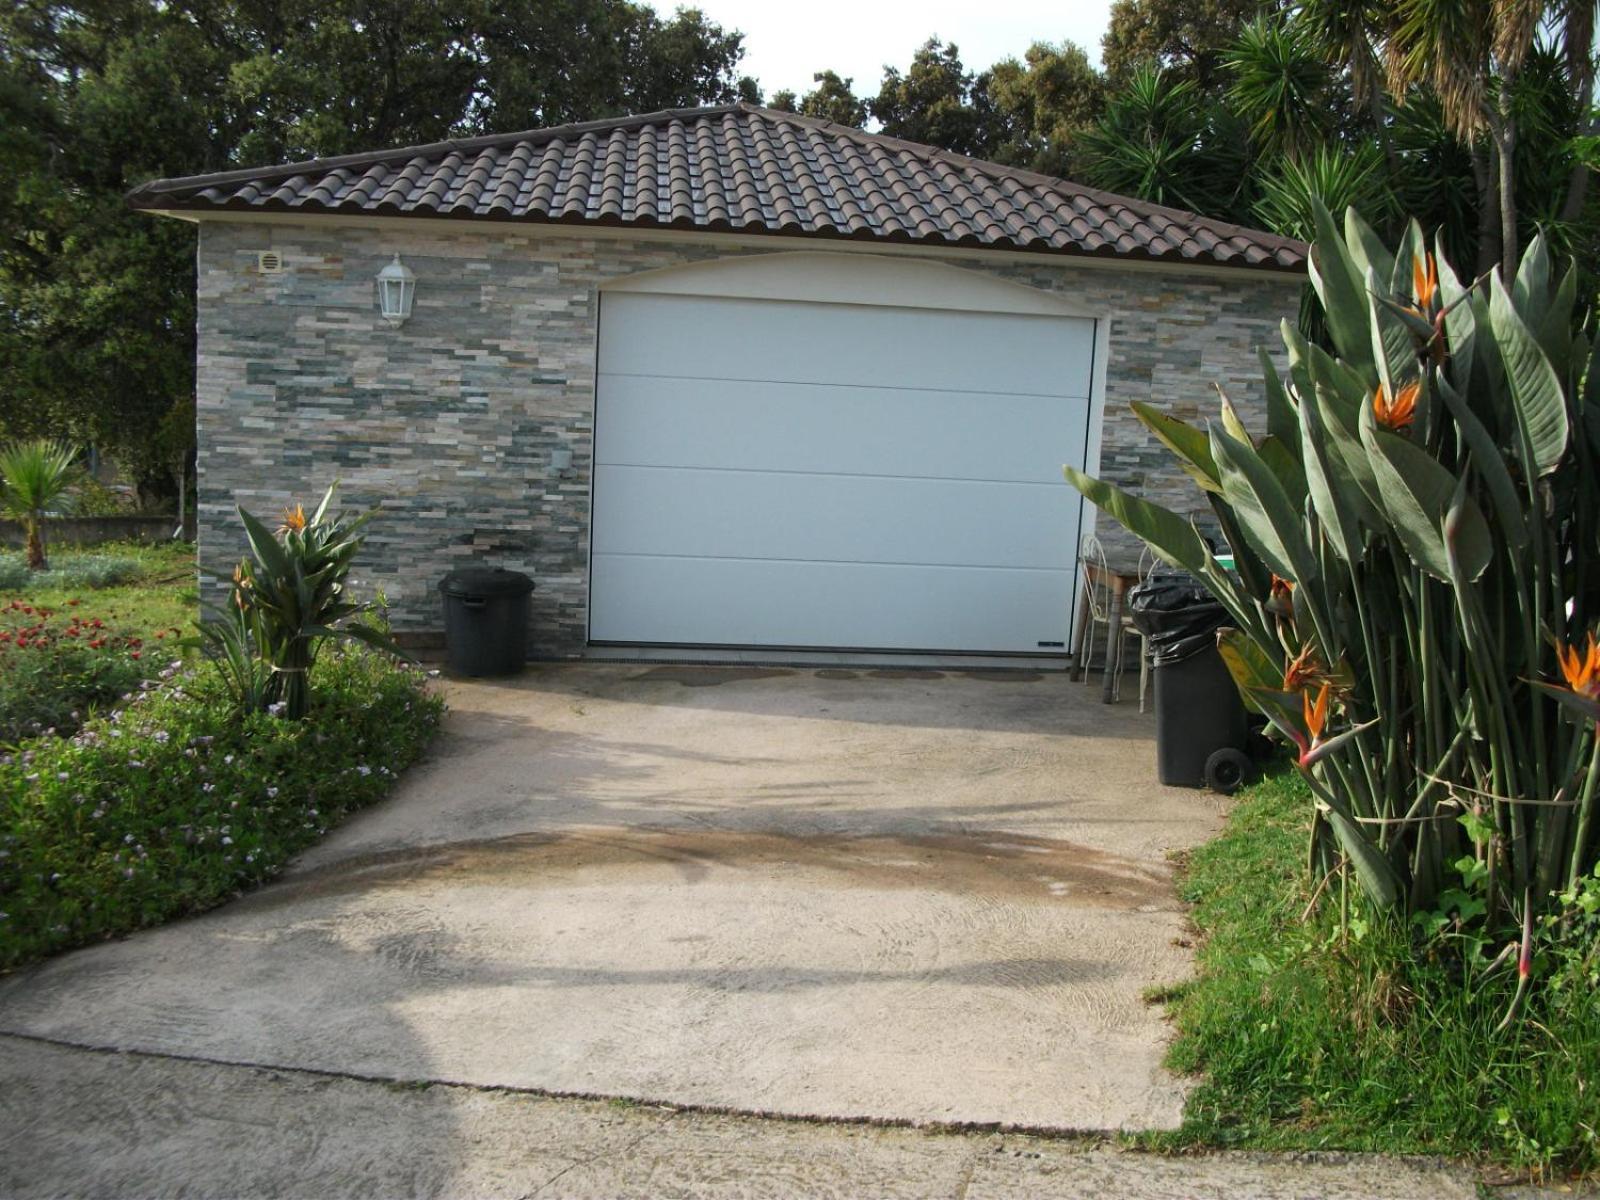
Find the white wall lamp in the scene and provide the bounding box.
[376,254,416,327]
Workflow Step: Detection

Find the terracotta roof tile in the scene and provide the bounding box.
[127,103,1306,273]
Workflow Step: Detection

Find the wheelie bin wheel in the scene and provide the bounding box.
[1203,747,1255,795]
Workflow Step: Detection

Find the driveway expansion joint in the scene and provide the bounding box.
[0,1029,1118,1142]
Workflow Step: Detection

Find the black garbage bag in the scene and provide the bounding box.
[1127,569,1231,666]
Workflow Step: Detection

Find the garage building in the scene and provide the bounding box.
[130,103,1305,661]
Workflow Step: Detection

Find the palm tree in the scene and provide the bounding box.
[0,440,79,570]
[1225,15,1333,161]
[1299,0,1598,280]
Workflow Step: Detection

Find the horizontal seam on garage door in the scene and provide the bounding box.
[593,462,1071,487]
[597,369,1090,402]
[593,551,1072,572]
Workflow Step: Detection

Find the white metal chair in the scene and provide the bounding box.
[1075,535,1157,709]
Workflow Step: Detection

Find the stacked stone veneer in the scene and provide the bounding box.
[195,220,1302,656]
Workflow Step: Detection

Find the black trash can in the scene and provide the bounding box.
[438,566,534,677]
[1129,571,1251,792]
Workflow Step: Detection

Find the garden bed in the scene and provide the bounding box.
[0,541,197,744]
[0,641,443,969]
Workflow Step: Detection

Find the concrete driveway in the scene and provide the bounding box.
[0,664,1224,1133]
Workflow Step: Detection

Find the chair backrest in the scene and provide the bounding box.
[1137,542,1157,583]
[1079,531,1110,621]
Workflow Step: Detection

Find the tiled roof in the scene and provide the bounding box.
[127,104,1306,273]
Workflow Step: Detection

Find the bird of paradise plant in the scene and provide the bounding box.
[197,485,402,720]
[1064,200,1600,930]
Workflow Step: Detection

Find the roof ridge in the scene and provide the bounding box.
[127,104,751,198]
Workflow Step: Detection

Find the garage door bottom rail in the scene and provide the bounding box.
[582,643,1072,672]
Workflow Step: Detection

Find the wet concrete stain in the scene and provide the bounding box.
[247,828,1177,913]
[866,669,943,681]
[634,667,795,687]
[959,670,1045,682]
[815,669,859,680]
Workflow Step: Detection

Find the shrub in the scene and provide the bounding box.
[0,600,152,744]
[72,477,135,517]
[0,553,147,592]
[0,641,443,968]
[1066,203,1600,933]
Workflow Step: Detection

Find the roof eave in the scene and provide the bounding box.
[128,196,1308,277]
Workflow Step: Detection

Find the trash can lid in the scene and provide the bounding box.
[438,565,534,598]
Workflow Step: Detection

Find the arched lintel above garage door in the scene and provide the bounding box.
[601,249,1102,320]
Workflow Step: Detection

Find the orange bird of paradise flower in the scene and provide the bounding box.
[1373,380,1420,433]
[1282,642,1322,692]
[279,503,308,534]
[1412,251,1439,313]
[1558,634,1600,701]
[1301,683,1332,760]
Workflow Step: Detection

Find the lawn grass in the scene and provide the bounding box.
[1143,770,1600,1181]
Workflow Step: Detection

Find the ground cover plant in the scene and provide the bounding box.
[0,601,150,744]
[0,639,443,968]
[0,495,443,969]
[1149,771,1600,1177]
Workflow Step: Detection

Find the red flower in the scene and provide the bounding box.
[66,598,80,607]
[129,651,141,660]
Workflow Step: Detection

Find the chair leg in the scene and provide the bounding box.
[1082,616,1100,684]
[1139,639,1151,713]
[1112,625,1125,702]
[1070,589,1093,680]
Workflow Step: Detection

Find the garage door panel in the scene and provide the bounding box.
[590,553,1072,654]
[599,293,1095,397]
[596,375,1088,484]
[592,465,1076,570]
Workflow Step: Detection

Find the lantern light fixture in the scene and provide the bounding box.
[376,254,416,327]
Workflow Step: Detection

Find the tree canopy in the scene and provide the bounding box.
[4,0,1598,476]
[0,0,755,492]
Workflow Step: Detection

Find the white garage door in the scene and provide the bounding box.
[590,289,1096,655]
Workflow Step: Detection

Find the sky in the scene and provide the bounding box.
[654,1,1117,100]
